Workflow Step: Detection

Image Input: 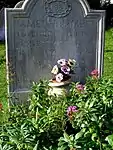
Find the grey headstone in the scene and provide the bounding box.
[5,0,105,104]
[0,8,4,28]
[0,8,5,41]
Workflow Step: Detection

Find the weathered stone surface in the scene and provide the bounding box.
[0,8,5,41]
[5,0,105,103]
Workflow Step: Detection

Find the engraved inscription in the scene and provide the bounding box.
[13,7,97,90]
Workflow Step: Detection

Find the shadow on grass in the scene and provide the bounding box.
[0,41,5,44]
[105,49,113,52]
[0,57,6,65]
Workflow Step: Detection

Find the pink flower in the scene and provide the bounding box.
[76,84,85,92]
[57,59,67,66]
[55,73,63,82]
[67,106,78,116]
[91,69,99,77]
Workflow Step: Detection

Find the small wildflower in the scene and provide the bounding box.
[67,106,78,116]
[76,84,85,92]
[91,69,99,77]
[55,73,63,82]
[57,59,67,66]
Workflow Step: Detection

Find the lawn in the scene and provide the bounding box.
[0,44,7,106]
[0,28,113,104]
[104,28,113,78]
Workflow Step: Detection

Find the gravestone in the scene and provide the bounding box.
[5,0,105,104]
[0,8,5,41]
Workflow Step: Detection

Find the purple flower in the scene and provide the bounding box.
[76,84,85,91]
[55,73,63,82]
[57,59,67,66]
[67,106,78,116]
[61,66,70,74]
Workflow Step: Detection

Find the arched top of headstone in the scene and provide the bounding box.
[14,1,25,8]
[5,0,105,18]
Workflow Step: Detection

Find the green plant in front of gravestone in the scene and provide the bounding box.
[29,80,68,148]
[58,132,82,150]
[0,105,40,150]
[0,80,68,150]
[57,70,113,150]
[105,134,113,149]
[2,70,113,149]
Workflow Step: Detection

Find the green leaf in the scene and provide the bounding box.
[36,102,43,108]
[58,144,68,150]
[47,107,51,114]
[75,128,85,140]
[70,135,74,142]
[63,132,70,142]
[89,100,95,108]
[106,134,113,147]
[33,141,39,150]
[91,133,97,141]
[58,140,67,147]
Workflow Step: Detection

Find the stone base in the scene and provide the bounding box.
[48,80,71,96]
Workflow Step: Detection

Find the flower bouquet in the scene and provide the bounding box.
[49,58,76,87]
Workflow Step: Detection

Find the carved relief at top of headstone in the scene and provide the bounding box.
[5,0,105,103]
[45,0,72,18]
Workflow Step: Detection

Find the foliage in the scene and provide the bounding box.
[0,44,7,100]
[0,80,68,149]
[1,75,113,149]
[29,80,68,148]
[0,44,8,123]
[58,76,113,150]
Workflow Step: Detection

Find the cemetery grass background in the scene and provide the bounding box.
[0,28,113,106]
[0,43,7,108]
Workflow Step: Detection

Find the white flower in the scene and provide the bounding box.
[68,59,76,67]
[56,73,63,82]
[51,65,59,74]
[57,59,67,66]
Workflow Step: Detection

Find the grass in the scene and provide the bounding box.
[104,28,113,78]
[0,28,113,105]
[0,43,8,123]
[0,44,7,104]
